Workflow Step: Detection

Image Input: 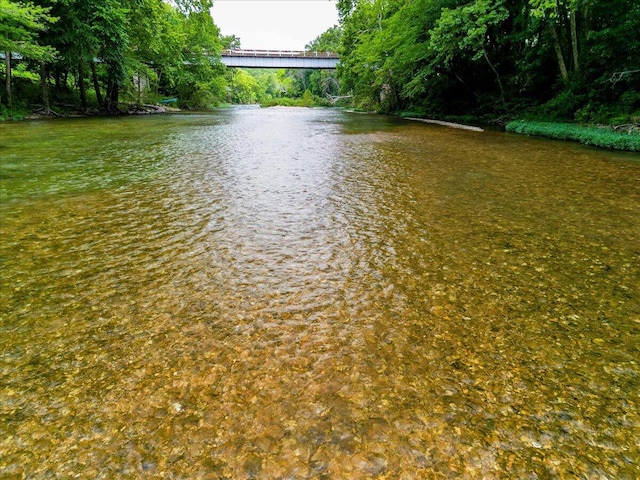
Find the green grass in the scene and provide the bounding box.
[505,121,640,152]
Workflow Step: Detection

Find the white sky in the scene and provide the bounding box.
[212,0,339,51]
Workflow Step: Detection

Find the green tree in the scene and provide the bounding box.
[429,0,509,105]
[304,25,342,99]
[1,0,230,114]
[0,0,55,106]
[336,0,386,108]
[44,0,130,112]
[528,0,572,82]
[228,68,261,104]
[173,6,225,107]
[306,25,342,53]
[221,34,240,50]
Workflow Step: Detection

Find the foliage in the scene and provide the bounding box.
[5,0,637,128]
[335,0,640,122]
[0,0,56,59]
[260,90,329,108]
[303,25,342,99]
[306,25,342,53]
[0,0,56,106]
[228,68,261,104]
[0,100,29,120]
[1,0,347,113]
[1,0,225,113]
[506,120,640,151]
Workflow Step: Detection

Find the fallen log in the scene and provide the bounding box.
[404,117,484,132]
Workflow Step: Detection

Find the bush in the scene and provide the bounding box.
[536,91,587,122]
[259,93,328,108]
[505,121,640,151]
[0,102,30,121]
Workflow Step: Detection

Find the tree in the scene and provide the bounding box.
[1,0,230,113]
[173,5,225,107]
[0,0,56,106]
[125,0,188,105]
[306,25,342,53]
[221,34,241,50]
[334,0,638,120]
[529,0,571,82]
[302,25,342,99]
[228,68,260,104]
[429,0,509,105]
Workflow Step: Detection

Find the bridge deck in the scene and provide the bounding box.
[222,49,338,58]
[220,49,339,69]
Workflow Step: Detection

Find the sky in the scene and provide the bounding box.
[211,0,339,51]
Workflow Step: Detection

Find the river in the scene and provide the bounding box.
[1,107,639,478]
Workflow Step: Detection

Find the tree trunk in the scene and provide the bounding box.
[5,51,12,107]
[78,59,87,111]
[549,23,569,82]
[483,47,506,105]
[105,79,119,114]
[105,80,114,112]
[54,70,62,94]
[40,62,50,115]
[90,61,103,107]
[570,9,579,72]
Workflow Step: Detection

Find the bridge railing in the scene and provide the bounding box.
[222,49,339,59]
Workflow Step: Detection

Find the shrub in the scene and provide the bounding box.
[536,91,587,122]
[259,94,328,108]
[0,102,29,121]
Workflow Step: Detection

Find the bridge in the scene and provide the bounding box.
[220,49,339,69]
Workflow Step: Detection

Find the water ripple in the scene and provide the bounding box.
[1,109,639,478]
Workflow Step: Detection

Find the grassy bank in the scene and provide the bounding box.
[506,120,640,152]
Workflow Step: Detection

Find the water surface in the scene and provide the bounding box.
[1,108,639,478]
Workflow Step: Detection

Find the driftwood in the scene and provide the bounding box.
[327,95,353,105]
[612,123,639,134]
[405,117,484,132]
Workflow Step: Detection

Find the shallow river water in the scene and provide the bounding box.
[1,107,639,478]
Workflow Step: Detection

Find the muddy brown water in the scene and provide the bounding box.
[1,107,639,478]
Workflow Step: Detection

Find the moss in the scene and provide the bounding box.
[505,121,640,152]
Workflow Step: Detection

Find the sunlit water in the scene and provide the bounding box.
[1,107,639,478]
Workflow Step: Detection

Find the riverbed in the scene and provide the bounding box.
[1,107,639,478]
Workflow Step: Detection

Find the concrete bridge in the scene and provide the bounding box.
[220,50,339,69]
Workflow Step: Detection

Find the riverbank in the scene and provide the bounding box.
[6,104,639,153]
[398,110,639,152]
[505,120,640,152]
[0,103,181,122]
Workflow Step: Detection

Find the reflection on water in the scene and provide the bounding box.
[1,107,639,478]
